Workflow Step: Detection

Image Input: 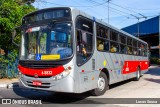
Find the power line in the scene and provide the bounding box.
[118,6,160,11]
[36,0,159,25]
[86,0,135,17]
[87,0,149,19]
[83,1,107,10]
[36,0,104,7]
[109,2,147,18]
[115,17,130,25]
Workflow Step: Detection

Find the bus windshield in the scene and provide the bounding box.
[20,23,72,60]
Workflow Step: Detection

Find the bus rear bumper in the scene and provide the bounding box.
[19,75,75,93]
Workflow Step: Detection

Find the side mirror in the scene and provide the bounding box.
[12,26,21,47]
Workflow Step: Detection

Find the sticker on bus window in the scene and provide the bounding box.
[41,54,60,60]
[36,54,42,60]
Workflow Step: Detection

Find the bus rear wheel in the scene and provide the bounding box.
[91,72,109,96]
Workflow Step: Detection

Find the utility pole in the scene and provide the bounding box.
[130,14,140,38]
[130,14,147,38]
[108,0,111,24]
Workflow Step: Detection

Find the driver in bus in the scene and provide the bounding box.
[82,46,87,61]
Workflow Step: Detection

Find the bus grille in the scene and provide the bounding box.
[26,81,50,88]
[19,61,61,69]
[25,74,52,78]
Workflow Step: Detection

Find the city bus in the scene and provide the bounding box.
[12,7,149,96]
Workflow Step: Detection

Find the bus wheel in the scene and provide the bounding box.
[134,67,141,81]
[91,72,109,96]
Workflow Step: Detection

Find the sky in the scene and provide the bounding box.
[33,0,160,29]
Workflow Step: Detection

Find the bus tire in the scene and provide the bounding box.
[134,67,141,81]
[90,72,109,96]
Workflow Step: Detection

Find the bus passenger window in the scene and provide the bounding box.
[97,38,109,51]
[127,46,132,55]
[105,29,109,39]
[104,40,109,51]
[138,43,145,56]
[97,39,104,51]
[133,48,137,55]
[110,42,118,53]
[110,31,118,41]
[144,45,148,56]
[120,44,127,54]
[141,44,145,56]
[110,45,116,53]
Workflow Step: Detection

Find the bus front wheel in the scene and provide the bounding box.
[91,72,109,96]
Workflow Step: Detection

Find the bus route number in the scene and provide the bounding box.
[41,71,52,75]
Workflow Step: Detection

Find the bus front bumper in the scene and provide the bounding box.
[19,74,75,93]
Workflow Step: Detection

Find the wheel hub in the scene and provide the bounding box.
[98,77,105,91]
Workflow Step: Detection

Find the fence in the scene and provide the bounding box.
[0,53,19,78]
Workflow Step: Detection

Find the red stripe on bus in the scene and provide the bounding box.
[18,65,64,77]
[122,61,149,74]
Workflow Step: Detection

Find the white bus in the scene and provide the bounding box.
[12,7,149,96]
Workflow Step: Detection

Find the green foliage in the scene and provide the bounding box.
[150,57,160,65]
[0,0,36,78]
[0,50,18,78]
[0,0,36,51]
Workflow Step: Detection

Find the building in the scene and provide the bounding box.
[122,16,160,58]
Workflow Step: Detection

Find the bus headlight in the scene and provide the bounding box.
[52,66,72,80]
[19,72,24,78]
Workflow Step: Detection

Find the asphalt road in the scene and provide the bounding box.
[0,66,160,107]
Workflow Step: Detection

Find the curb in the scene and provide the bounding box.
[0,84,7,88]
[7,83,19,89]
[0,83,19,88]
[149,66,159,69]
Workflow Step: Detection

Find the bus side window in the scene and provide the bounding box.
[141,44,145,56]
[120,44,127,54]
[76,30,93,65]
[133,48,137,55]
[138,43,145,56]
[97,38,109,51]
[76,17,93,66]
[133,40,138,55]
[127,46,132,55]
[110,42,118,53]
[97,38,104,51]
[119,34,126,54]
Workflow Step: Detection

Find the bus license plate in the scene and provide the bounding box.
[32,81,42,86]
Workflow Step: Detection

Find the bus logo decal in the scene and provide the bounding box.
[126,67,129,71]
[34,73,38,78]
[103,60,107,67]
[118,70,121,75]
[115,60,119,65]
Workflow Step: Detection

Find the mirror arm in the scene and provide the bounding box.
[12,26,20,47]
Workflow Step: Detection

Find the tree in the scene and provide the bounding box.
[0,0,36,53]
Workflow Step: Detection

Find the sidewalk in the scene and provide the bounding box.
[149,65,159,68]
[0,78,18,88]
